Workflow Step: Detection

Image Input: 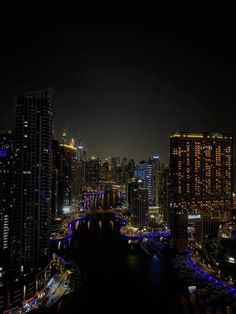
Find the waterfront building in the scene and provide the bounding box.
[128,178,148,229]
[57,139,77,213]
[170,132,233,251]
[11,90,53,274]
[0,129,13,279]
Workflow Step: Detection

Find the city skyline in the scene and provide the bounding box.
[2,6,236,313]
[1,8,236,162]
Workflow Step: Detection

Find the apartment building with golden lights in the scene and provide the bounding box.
[170,132,233,221]
[169,132,233,251]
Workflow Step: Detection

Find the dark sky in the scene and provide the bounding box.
[0,6,236,162]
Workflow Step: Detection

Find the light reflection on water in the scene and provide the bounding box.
[110,220,114,231]
[126,254,140,273]
[50,213,183,314]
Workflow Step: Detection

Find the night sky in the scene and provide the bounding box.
[0,7,236,162]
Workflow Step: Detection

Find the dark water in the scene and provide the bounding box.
[47,213,186,313]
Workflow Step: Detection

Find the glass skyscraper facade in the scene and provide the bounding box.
[11,90,53,274]
[0,129,13,279]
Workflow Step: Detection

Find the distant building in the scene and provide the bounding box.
[128,178,148,229]
[77,159,86,197]
[151,156,161,206]
[101,159,110,181]
[11,90,53,274]
[111,157,118,181]
[121,158,135,184]
[159,164,170,223]
[57,140,77,213]
[170,132,233,251]
[85,157,100,186]
[146,160,152,202]
[76,137,87,161]
[51,139,60,219]
[234,157,236,194]
[135,156,162,206]
[135,160,146,182]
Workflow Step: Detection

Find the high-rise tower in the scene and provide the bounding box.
[57,140,77,214]
[170,131,233,251]
[0,129,13,279]
[85,157,100,187]
[128,178,148,229]
[11,90,53,274]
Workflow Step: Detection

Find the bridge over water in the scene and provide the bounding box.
[83,208,127,214]
[79,187,125,210]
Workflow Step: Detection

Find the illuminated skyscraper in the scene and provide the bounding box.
[51,139,60,219]
[146,159,152,202]
[128,178,148,229]
[170,132,233,250]
[159,164,170,223]
[135,157,161,206]
[111,157,118,182]
[101,159,110,181]
[121,158,135,184]
[75,138,87,197]
[58,140,77,213]
[76,137,87,161]
[0,129,13,279]
[135,160,146,182]
[85,157,100,186]
[12,90,53,274]
[150,156,161,206]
